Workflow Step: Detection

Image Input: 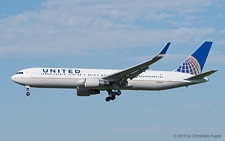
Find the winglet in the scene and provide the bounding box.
[159,42,171,55]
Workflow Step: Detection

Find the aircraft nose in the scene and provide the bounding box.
[11,75,16,82]
[11,75,20,83]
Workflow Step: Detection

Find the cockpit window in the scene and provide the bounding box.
[16,72,23,74]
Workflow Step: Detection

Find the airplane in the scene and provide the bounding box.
[11,41,217,102]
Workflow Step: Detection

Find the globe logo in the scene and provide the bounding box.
[176,56,201,75]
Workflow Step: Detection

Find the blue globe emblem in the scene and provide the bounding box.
[176,56,201,75]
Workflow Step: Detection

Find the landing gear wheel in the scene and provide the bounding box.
[26,92,30,96]
[105,97,111,102]
[116,90,121,96]
[25,85,30,96]
[111,96,116,100]
[105,89,122,102]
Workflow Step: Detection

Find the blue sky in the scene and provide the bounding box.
[1,0,225,141]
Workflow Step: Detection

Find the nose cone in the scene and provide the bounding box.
[11,75,21,83]
[11,75,16,82]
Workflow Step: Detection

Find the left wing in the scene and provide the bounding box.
[102,42,171,83]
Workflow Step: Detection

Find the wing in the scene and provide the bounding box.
[102,42,171,85]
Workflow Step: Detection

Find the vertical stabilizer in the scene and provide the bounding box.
[175,41,212,75]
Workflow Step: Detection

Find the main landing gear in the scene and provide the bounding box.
[105,90,121,102]
[25,85,30,96]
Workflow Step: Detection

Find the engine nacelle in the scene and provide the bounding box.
[85,78,109,88]
[77,88,100,96]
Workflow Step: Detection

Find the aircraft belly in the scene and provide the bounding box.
[128,80,161,90]
[127,80,188,90]
[23,77,85,88]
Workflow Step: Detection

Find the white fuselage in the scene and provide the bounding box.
[11,68,208,91]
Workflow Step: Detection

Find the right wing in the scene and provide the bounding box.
[103,42,171,83]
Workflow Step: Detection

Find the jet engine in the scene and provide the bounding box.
[85,78,109,88]
[77,88,100,96]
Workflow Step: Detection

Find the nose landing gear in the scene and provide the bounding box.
[25,85,30,96]
[105,90,121,102]
[26,92,30,96]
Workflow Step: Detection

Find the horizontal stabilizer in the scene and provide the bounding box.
[185,70,218,80]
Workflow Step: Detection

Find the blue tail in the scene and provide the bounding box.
[175,41,213,75]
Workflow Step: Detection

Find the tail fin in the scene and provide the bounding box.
[175,41,213,75]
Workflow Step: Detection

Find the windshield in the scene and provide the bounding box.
[16,72,23,74]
